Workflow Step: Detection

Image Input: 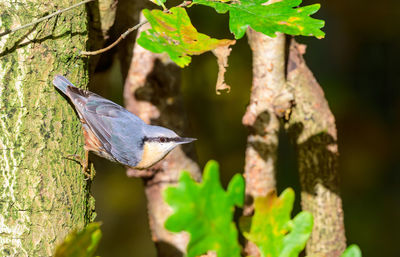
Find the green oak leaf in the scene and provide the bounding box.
[138,7,235,67]
[341,244,362,257]
[54,222,102,257]
[240,188,313,257]
[193,0,325,39]
[164,160,244,257]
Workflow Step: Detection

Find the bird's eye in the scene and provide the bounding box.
[159,137,166,143]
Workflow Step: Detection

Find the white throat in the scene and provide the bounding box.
[135,141,175,169]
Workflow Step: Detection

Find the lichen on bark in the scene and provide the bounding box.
[0,1,94,256]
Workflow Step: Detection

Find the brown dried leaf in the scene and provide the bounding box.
[212,41,236,95]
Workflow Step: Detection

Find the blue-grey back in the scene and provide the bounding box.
[73,89,146,167]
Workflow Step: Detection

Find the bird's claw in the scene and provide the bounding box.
[64,153,95,180]
[65,154,83,163]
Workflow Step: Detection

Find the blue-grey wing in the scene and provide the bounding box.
[66,86,145,167]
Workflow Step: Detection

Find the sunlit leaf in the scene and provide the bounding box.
[149,0,166,7]
[193,0,325,39]
[54,222,102,257]
[341,244,362,257]
[164,160,244,257]
[138,7,235,67]
[240,188,313,257]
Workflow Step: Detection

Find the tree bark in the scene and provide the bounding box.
[0,1,94,256]
[243,10,287,254]
[243,29,285,214]
[123,15,201,257]
[286,39,346,256]
[243,27,346,257]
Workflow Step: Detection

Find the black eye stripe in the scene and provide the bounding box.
[145,137,178,143]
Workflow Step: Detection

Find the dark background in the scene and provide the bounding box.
[88,1,400,256]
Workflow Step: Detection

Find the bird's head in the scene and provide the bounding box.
[135,125,196,169]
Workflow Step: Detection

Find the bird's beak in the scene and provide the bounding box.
[177,137,197,144]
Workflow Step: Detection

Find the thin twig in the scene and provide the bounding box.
[80,1,193,56]
[80,20,148,56]
[0,0,94,38]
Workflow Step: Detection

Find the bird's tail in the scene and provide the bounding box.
[53,75,76,94]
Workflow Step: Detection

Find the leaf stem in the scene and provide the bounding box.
[156,0,168,11]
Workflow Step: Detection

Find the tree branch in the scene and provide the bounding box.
[81,20,148,56]
[242,26,287,257]
[243,28,285,206]
[285,38,346,256]
[123,14,201,256]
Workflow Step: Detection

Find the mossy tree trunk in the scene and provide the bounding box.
[0,1,94,256]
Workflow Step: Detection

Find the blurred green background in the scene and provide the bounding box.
[88,0,400,256]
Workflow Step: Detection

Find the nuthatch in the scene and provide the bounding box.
[53,75,195,176]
